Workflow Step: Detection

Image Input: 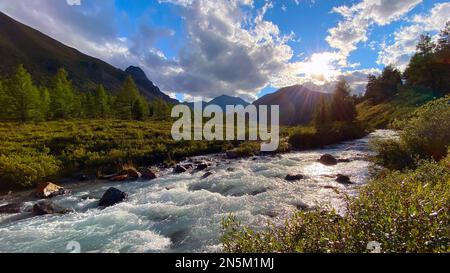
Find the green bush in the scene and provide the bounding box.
[289,122,367,150]
[0,153,61,189]
[373,96,450,170]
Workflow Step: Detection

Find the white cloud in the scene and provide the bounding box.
[66,0,81,6]
[327,0,422,66]
[378,2,450,70]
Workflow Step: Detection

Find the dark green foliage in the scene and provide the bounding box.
[0,66,171,122]
[93,85,110,118]
[289,122,367,150]
[331,79,357,122]
[365,66,403,103]
[373,96,450,170]
[5,65,41,121]
[50,68,74,119]
[404,23,450,95]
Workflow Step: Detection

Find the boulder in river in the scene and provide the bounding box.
[119,168,142,179]
[337,158,351,163]
[196,163,209,171]
[33,201,73,216]
[110,174,129,182]
[35,182,68,199]
[174,165,187,174]
[140,168,157,180]
[201,172,213,179]
[0,203,24,214]
[319,154,338,166]
[285,174,304,181]
[98,188,127,207]
[336,174,352,185]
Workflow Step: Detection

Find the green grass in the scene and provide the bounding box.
[0,119,239,190]
[357,86,437,129]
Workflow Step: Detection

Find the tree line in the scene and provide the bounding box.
[0,65,172,122]
[365,21,450,103]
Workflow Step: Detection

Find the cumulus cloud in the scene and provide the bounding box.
[146,0,297,101]
[378,2,450,70]
[327,0,422,66]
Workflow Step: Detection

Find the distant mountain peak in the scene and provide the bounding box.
[125,66,147,80]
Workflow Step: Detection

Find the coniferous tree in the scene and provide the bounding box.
[50,68,74,119]
[38,87,51,121]
[114,76,140,120]
[93,85,110,118]
[314,96,331,133]
[132,97,148,121]
[331,79,357,122]
[8,65,40,122]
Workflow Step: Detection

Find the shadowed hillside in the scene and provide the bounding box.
[0,12,175,103]
[254,85,331,125]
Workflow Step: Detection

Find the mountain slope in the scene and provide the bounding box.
[208,95,249,110]
[0,12,175,103]
[254,85,331,125]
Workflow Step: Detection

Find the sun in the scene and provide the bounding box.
[299,52,339,82]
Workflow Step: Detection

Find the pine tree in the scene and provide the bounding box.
[132,97,148,121]
[331,79,357,122]
[8,65,41,122]
[314,95,331,133]
[39,87,51,121]
[114,76,140,120]
[93,84,110,118]
[50,68,74,119]
[150,98,171,120]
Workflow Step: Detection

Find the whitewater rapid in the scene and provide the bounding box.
[0,130,397,253]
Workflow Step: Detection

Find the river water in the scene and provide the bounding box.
[0,130,396,253]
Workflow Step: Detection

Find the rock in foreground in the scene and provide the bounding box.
[36,182,68,199]
[0,203,24,214]
[336,174,352,185]
[33,201,73,216]
[98,187,127,207]
[319,154,338,166]
[285,174,304,181]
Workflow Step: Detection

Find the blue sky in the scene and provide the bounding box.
[0,0,449,102]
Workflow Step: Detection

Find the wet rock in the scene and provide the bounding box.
[337,158,351,163]
[285,174,304,181]
[80,194,96,200]
[336,174,352,185]
[33,201,73,216]
[196,163,209,171]
[319,154,338,166]
[174,165,187,174]
[110,174,129,182]
[226,150,239,159]
[36,182,68,199]
[249,188,269,196]
[75,174,91,181]
[98,188,127,207]
[0,202,23,214]
[140,168,157,180]
[226,167,236,172]
[294,201,309,211]
[119,169,142,179]
[201,172,213,179]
